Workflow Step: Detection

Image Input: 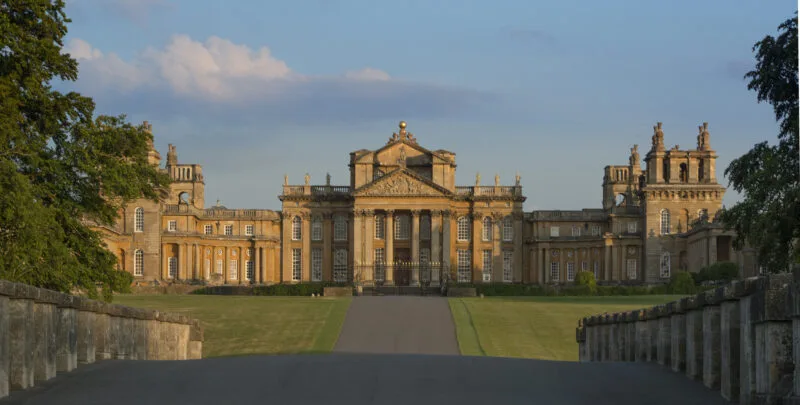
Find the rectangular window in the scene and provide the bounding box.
[168,257,178,279]
[229,259,238,279]
[457,217,471,241]
[567,262,575,281]
[245,224,254,236]
[550,262,560,282]
[627,259,637,280]
[482,218,492,242]
[334,216,347,241]
[660,253,671,279]
[374,248,385,282]
[292,248,302,281]
[374,215,385,239]
[571,225,581,237]
[420,248,431,282]
[593,261,599,279]
[591,225,601,236]
[627,221,637,233]
[311,219,322,241]
[482,249,492,282]
[246,261,254,281]
[420,215,431,240]
[502,218,513,242]
[333,249,348,283]
[550,226,560,238]
[502,251,513,283]
[457,249,471,283]
[581,261,588,272]
[224,225,233,236]
[395,215,410,240]
[168,220,177,232]
[311,248,322,282]
[204,225,213,235]
[134,251,144,276]
[215,259,223,275]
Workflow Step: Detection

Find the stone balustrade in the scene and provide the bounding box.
[0,280,203,399]
[576,269,800,404]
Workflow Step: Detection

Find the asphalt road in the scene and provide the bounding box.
[1,355,729,405]
[333,296,460,355]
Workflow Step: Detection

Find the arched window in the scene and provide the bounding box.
[482,217,492,241]
[334,215,347,241]
[660,209,671,235]
[311,216,322,241]
[134,207,144,232]
[292,216,302,240]
[503,216,514,241]
[457,216,470,241]
[134,250,144,276]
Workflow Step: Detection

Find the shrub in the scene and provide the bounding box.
[695,262,740,284]
[574,271,597,294]
[668,271,697,294]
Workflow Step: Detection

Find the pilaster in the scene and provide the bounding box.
[441,210,451,281]
[322,212,332,282]
[491,213,503,282]
[513,213,523,282]
[302,213,311,282]
[411,210,420,286]
[431,210,442,286]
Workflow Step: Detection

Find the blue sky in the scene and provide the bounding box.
[60,0,795,211]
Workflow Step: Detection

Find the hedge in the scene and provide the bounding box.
[191,282,351,296]
[448,280,712,297]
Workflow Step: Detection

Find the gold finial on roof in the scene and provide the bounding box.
[399,121,407,129]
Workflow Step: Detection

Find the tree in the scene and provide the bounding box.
[721,12,800,273]
[0,1,171,300]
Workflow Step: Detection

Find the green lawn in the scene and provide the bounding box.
[449,295,686,362]
[114,295,351,358]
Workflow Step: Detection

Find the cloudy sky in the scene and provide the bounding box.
[60,0,795,211]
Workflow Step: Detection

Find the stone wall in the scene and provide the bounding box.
[0,280,203,399]
[576,269,800,404]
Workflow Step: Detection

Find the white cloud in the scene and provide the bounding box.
[60,35,491,127]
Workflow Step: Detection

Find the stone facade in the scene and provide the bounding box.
[94,121,759,285]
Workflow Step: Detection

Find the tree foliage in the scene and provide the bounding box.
[721,13,800,272]
[0,0,171,300]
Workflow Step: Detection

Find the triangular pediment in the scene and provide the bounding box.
[354,169,451,197]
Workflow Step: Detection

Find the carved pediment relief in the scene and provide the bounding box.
[376,143,431,166]
[356,171,445,197]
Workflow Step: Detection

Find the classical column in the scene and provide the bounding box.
[161,245,168,280]
[364,210,374,283]
[431,210,442,287]
[302,213,311,282]
[193,244,199,280]
[352,210,363,283]
[441,210,451,281]
[385,210,395,285]
[514,213,524,282]
[492,213,503,283]
[266,246,275,283]
[238,247,245,282]
[529,248,536,284]
[411,210,421,286]
[613,244,621,281]
[224,246,230,281]
[709,236,718,266]
[604,242,612,282]
[254,246,261,283]
[318,213,330,282]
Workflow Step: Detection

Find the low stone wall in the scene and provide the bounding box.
[0,280,203,399]
[576,270,800,404]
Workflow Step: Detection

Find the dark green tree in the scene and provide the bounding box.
[0,0,171,300]
[721,13,800,273]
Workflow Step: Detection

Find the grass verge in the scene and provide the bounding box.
[114,295,352,358]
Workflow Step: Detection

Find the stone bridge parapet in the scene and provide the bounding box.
[0,280,203,399]
[577,268,800,404]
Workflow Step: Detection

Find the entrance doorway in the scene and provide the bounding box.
[394,248,411,286]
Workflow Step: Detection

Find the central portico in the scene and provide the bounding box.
[279,121,526,286]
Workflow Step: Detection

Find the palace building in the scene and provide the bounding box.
[95,121,760,286]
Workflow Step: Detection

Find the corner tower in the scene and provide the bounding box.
[640,122,725,282]
[164,144,206,209]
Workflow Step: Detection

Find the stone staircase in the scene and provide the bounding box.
[361,286,442,296]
